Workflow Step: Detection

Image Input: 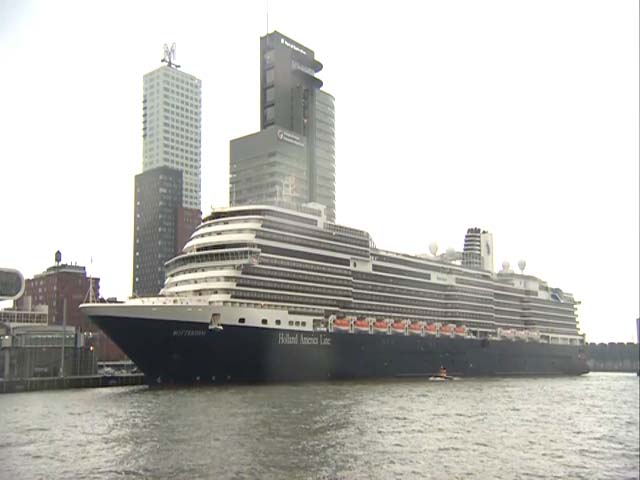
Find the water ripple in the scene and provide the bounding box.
[0,374,638,479]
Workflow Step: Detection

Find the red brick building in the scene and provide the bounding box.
[17,263,98,331]
[177,206,202,254]
[15,258,126,361]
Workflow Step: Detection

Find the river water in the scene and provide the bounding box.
[1,373,638,479]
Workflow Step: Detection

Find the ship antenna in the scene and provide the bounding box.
[266,0,269,34]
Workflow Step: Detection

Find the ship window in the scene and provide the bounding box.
[288,320,294,326]
[275,319,281,326]
[301,321,306,327]
[261,318,268,325]
[238,318,245,324]
[295,321,300,327]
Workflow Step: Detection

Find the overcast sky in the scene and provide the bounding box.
[0,0,638,343]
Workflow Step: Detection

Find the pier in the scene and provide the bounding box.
[0,373,144,394]
[586,342,639,373]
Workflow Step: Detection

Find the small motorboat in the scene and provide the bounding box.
[428,366,457,381]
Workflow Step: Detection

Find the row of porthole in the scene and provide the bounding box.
[237,317,307,328]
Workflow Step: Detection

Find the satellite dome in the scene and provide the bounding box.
[502,261,510,272]
[518,259,527,273]
[429,242,438,256]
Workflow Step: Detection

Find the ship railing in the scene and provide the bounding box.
[128,297,210,306]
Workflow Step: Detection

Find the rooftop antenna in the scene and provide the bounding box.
[161,43,180,69]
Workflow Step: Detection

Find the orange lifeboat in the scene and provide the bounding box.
[408,322,423,335]
[498,328,515,340]
[425,323,437,335]
[373,319,389,334]
[391,320,406,335]
[454,326,467,337]
[354,318,370,333]
[515,329,527,341]
[527,330,541,342]
[333,317,351,333]
[439,324,454,337]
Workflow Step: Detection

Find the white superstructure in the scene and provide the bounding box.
[152,204,584,346]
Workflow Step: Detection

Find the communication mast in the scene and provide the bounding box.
[84,258,98,304]
[161,43,181,69]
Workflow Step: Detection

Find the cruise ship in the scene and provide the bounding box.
[81,204,588,384]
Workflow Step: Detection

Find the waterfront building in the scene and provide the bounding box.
[15,256,100,332]
[134,49,203,296]
[0,322,96,379]
[230,31,336,222]
[1,298,96,379]
[12,255,125,362]
[0,306,48,326]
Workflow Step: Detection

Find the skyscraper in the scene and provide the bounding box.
[133,166,183,296]
[142,55,202,210]
[230,31,336,221]
[133,48,202,297]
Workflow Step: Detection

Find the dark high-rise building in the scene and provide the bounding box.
[133,166,183,296]
[230,31,336,221]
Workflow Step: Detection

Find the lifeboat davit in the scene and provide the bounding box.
[373,319,389,334]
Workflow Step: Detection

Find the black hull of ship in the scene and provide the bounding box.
[92,316,589,385]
